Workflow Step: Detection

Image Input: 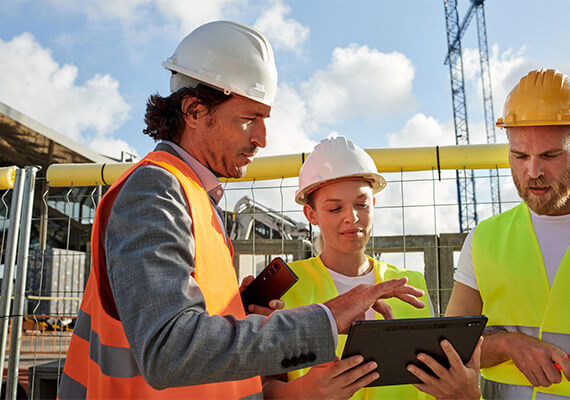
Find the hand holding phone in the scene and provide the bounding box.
[240,257,299,311]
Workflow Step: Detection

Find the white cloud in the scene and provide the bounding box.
[0,33,131,158]
[33,0,154,32]
[381,114,471,236]
[89,135,139,161]
[155,0,246,37]
[488,45,540,108]
[39,0,305,52]
[390,114,502,147]
[261,83,316,156]
[9,0,244,44]
[301,44,415,126]
[254,0,309,53]
[34,0,305,51]
[66,0,151,23]
[387,113,454,147]
[262,43,416,156]
[463,44,535,111]
[374,168,459,237]
[382,111,516,240]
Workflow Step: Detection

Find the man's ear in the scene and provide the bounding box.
[303,204,319,225]
[181,96,207,128]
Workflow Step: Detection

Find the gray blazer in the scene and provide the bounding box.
[105,144,335,390]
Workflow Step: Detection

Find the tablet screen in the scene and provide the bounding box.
[341,315,487,387]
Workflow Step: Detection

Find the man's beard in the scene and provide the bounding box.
[512,167,570,215]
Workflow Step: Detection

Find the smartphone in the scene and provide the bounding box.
[240,257,299,310]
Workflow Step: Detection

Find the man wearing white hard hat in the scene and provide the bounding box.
[263,136,483,400]
[446,68,570,399]
[59,21,425,399]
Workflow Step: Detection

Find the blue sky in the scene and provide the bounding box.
[2,0,570,268]
[2,0,569,161]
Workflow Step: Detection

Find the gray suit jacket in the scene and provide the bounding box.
[105,144,335,390]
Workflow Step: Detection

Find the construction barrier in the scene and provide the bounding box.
[46,143,510,187]
[0,166,17,190]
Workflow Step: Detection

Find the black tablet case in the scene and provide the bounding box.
[341,315,487,387]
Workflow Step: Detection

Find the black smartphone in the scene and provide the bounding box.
[240,257,299,310]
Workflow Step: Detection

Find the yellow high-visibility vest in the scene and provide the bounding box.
[282,255,432,400]
[473,202,570,399]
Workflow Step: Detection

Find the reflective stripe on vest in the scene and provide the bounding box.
[473,203,570,399]
[73,309,140,378]
[59,372,87,400]
[59,151,262,399]
[481,378,570,400]
[282,255,433,400]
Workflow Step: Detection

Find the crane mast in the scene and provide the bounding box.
[443,0,501,232]
[475,3,502,216]
[443,0,478,232]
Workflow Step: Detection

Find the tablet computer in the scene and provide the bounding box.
[341,315,487,387]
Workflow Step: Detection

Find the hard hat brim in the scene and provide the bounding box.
[295,173,386,205]
[496,119,570,128]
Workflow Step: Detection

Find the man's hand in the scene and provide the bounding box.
[263,356,379,399]
[408,337,482,400]
[324,278,425,334]
[239,275,284,316]
[485,332,569,387]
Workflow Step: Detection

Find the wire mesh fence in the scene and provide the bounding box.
[0,170,98,399]
[0,155,521,399]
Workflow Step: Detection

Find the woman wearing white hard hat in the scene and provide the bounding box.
[263,136,482,400]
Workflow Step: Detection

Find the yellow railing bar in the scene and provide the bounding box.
[46,143,510,187]
[0,166,17,190]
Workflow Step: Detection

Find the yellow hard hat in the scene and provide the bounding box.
[496,68,570,128]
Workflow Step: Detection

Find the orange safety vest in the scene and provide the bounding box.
[59,151,262,399]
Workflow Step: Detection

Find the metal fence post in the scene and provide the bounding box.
[6,166,38,400]
[0,168,25,396]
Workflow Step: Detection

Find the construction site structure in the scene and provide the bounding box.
[443,0,501,232]
[228,196,309,241]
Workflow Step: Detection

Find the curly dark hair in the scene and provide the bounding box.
[143,82,232,142]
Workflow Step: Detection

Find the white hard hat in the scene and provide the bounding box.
[295,136,386,205]
[162,20,278,106]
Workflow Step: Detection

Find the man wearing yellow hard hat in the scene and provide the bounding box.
[446,69,570,399]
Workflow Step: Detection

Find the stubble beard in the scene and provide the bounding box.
[513,166,570,215]
[233,165,247,179]
[232,144,258,179]
[213,160,245,179]
[218,155,250,179]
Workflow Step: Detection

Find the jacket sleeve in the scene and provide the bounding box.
[105,165,336,389]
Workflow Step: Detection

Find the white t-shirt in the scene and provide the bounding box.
[455,209,570,290]
[327,267,377,320]
[327,266,434,318]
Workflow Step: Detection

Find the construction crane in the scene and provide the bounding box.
[443,0,501,232]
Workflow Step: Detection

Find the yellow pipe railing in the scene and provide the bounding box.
[0,166,17,190]
[46,143,510,187]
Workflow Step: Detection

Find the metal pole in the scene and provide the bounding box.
[6,167,38,400]
[0,169,26,396]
